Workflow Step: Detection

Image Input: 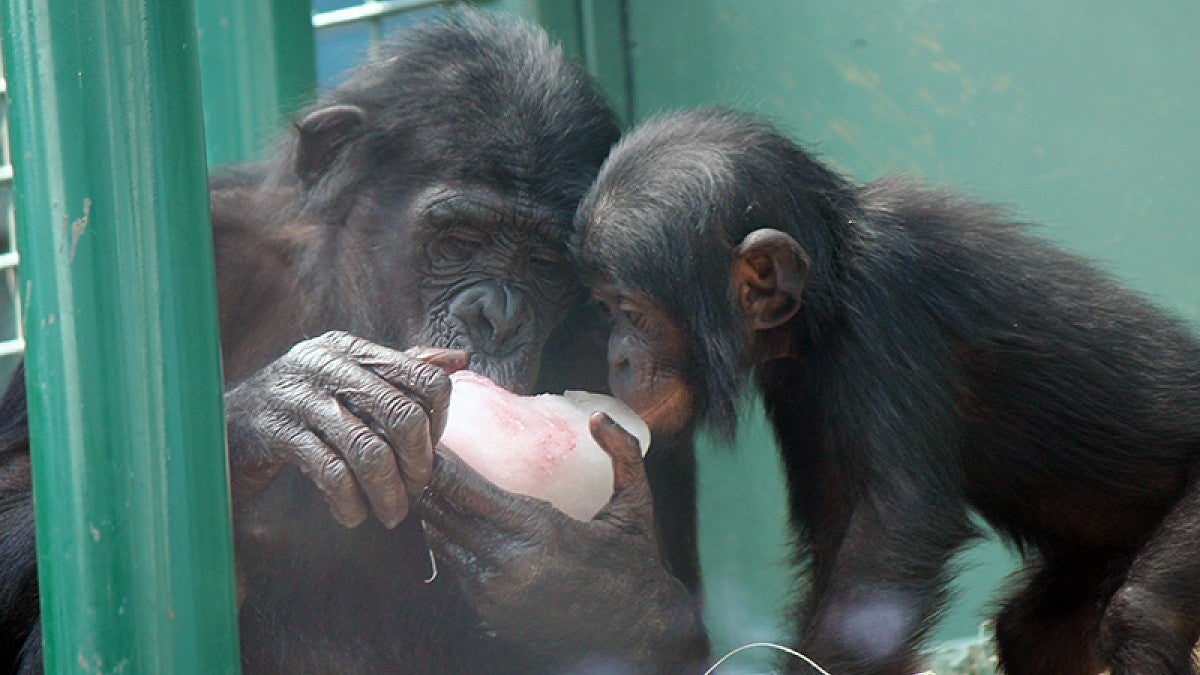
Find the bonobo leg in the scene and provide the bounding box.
[794,492,975,675]
[995,554,1114,675]
[1099,472,1200,675]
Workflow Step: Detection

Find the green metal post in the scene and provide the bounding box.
[2,0,240,671]
[483,0,630,126]
[578,0,631,125]
[195,0,317,167]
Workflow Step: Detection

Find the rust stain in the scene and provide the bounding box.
[69,198,92,262]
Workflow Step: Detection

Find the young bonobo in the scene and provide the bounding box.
[576,109,1200,675]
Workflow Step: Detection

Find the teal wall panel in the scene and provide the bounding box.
[626,0,1200,322]
[621,0,1200,663]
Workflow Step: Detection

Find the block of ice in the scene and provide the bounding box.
[438,371,651,520]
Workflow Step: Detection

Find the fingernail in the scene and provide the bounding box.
[386,506,408,529]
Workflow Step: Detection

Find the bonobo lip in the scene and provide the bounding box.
[632,388,691,435]
[468,350,538,395]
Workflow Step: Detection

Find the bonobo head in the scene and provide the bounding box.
[268,10,619,393]
[576,109,853,438]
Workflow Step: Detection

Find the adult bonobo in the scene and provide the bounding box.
[576,109,1200,674]
[0,13,707,673]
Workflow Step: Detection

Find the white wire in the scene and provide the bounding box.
[703,642,832,675]
[702,642,939,675]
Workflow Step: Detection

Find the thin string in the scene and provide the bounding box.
[419,519,438,583]
[703,642,832,675]
[703,642,937,675]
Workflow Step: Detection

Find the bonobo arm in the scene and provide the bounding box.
[419,414,710,673]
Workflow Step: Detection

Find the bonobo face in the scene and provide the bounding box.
[330,178,581,395]
[592,287,696,435]
[311,172,593,396]
[400,186,580,394]
[287,15,619,395]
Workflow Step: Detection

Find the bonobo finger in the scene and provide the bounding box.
[387,401,435,499]
[402,346,470,374]
[589,412,647,492]
[327,336,459,442]
[312,358,437,500]
[421,450,553,534]
[590,413,654,530]
[302,395,410,528]
[314,330,459,392]
[387,354,457,443]
[289,427,371,527]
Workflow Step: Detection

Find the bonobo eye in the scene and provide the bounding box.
[593,293,646,328]
[594,298,614,323]
[616,299,655,334]
[433,229,485,261]
[529,251,565,278]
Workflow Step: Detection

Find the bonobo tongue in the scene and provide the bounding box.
[438,371,650,520]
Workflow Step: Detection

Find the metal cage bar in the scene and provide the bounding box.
[1,0,240,670]
[197,0,317,167]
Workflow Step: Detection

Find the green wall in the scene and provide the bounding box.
[617,0,1200,667]
[625,0,1200,322]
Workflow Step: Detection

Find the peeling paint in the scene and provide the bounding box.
[833,60,906,120]
[69,198,92,263]
[828,119,861,143]
[990,74,1015,95]
[931,60,963,75]
[912,26,946,55]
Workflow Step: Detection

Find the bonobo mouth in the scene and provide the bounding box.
[627,384,693,436]
[468,350,540,395]
[410,319,541,394]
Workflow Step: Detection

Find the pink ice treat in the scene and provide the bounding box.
[438,370,651,520]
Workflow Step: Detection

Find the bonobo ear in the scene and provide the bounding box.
[731,228,811,331]
[294,104,367,185]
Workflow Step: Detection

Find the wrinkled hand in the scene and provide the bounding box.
[418,413,708,670]
[225,330,467,528]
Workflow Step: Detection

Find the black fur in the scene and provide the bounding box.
[578,108,1200,674]
[0,365,37,673]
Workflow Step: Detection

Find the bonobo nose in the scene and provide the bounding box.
[607,332,635,370]
[449,282,530,357]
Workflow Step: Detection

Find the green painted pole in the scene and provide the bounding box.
[195,0,317,167]
[578,0,632,126]
[1,0,240,671]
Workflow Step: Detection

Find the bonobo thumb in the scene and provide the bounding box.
[590,412,654,532]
